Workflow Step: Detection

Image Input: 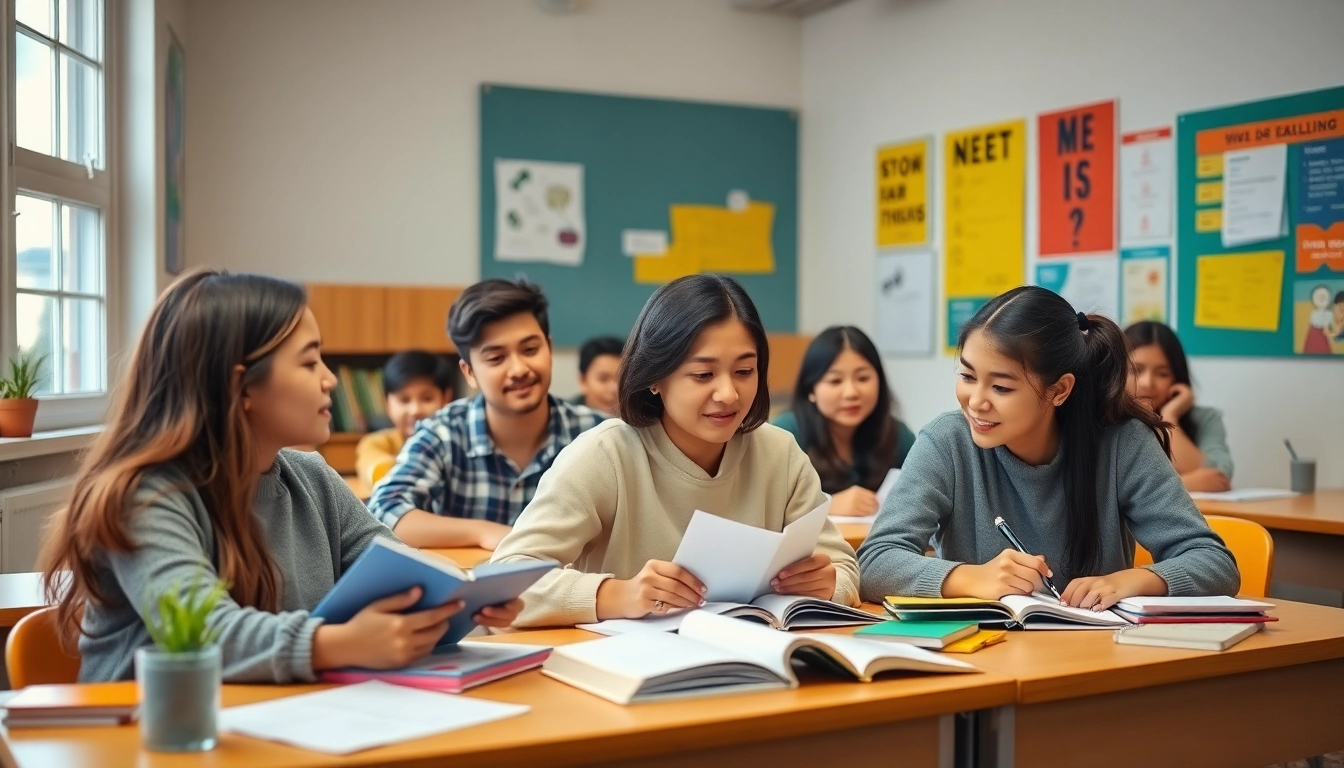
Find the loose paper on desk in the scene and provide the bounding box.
[1222,144,1288,248]
[494,159,585,266]
[218,680,528,755]
[875,251,934,355]
[1120,127,1173,242]
[1194,251,1284,331]
[673,496,831,603]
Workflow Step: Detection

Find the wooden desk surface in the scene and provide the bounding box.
[0,572,48,629]
[2,626,1015,768]
[1194,489,1344,536]
[835,522,869,550]
[965,597,1344,705]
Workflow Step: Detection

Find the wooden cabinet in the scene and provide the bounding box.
[305,284,461,354]
[384,287,462,353]
[766,333,812,399]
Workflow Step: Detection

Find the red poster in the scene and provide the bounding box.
[1038,100,1116,256]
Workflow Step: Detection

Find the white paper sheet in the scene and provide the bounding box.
[875,251,936,355]
[672,497,831,603]
[621,229,668,257]
[219,681,528,755]
[1222,144,1288,248]
[494,159,586,265]
[1035,257,1119,319]
[1120,129,1173,243]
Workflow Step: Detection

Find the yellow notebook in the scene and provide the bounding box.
[941,629,1007,654]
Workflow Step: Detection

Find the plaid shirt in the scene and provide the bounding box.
[368,394,605,527]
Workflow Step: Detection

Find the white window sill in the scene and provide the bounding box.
[0,426,103,463]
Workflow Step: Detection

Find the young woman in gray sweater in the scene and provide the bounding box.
[858,286,1239,611]
[40,270,521,682]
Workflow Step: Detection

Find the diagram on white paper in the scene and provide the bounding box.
[494,159,586,266]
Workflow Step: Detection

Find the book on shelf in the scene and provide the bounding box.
[544,610,976,705]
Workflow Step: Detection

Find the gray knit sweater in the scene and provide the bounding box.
[857,412,1240,602]
[77,450,392,683]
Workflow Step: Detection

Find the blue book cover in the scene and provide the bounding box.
[312,538,555,646]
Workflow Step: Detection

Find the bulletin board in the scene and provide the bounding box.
[1175,85,1344,357]
[479,84,799,347]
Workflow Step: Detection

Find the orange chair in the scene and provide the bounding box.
[1132,515,1274,597]
[6,606,81,688]
[370,459,395,485]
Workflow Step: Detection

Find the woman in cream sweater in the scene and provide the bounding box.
[491,275,860,627]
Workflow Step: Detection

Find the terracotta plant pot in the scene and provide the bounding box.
[0,398,39,437]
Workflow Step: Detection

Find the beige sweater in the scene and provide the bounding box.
[490,420,861,627]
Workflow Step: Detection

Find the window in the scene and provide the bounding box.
[7,0,109,418]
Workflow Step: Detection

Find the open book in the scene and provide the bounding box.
[672,496,831,603]
[884,593,1129,629]
[578,594,881,636]
[544,610,975,704]
[313,538,555,646]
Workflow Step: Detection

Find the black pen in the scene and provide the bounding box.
[992,516,1062,600]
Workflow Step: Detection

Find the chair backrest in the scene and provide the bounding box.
[6,606,81,688]
[1132,515,1274,598]
[370,459,395,485]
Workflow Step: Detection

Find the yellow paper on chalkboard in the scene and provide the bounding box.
[673,202,775,274]
[944,119,1027,299]
[1196,154,1223,179]
[1196,181,1223,205]
[1195,208,1222,233]
[1194,251,1284,332]
[633,242,700,284]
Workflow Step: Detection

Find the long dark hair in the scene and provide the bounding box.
[790,326,898,493]
[1124,321,1197,441]
[959,286,1169,577]
[619,274,770,432]
[41,269,306,649]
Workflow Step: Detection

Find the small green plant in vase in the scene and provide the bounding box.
[0,348,47,437]
[136,575,229,753]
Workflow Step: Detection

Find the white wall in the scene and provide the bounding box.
[801,0,1344,489]
[182,0,800,394]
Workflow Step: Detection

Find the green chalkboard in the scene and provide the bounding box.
[1176,85,1344,357]
[479,84,798,347]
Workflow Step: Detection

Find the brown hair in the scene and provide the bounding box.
[447,278,550,364]
[40,269,307,649]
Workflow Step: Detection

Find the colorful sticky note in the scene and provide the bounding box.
[1194,251,1285,332]
[1196,208,1223,233]
[1196,154,1224,179]
[1196,181,1224,205]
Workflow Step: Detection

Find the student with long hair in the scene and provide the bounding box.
[773,326,916,517]
[491,274,860,627]
[858,286,1238,610]
[40,270,520,683]
[1124,321,1232,492]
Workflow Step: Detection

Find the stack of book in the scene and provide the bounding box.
[3,682,138,728]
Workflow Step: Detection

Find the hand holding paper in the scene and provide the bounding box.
[672,497,832,603]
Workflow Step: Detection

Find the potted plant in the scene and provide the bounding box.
[0,349,46,437]
[135,576,227,752]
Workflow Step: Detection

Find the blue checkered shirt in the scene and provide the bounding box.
[368,394,605,528]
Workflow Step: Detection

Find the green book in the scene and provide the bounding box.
[853,620,980,649]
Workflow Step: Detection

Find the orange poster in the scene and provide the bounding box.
[1038,100,1116,256]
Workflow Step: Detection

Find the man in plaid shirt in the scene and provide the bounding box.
[369,278,605,549]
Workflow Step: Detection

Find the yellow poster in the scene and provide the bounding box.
[877,138,929,247]
[944,119,1027,299]
[1194,251,1285,332]
[633,201,775,284]
[1196,154,1224,179]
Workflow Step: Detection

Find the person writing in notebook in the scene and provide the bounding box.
[40,271,521,683]
[1124,321,1233,492]
[369,278,604,549]
[490,274,861,627]
[857,286,1238,611]
[771,326,917,518]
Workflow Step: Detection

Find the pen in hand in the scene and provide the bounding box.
[992,516,1062,601]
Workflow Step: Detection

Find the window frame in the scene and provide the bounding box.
[4,0,117,431]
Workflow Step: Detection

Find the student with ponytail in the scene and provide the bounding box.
[41,270,521,683]
[858,286,1238,610]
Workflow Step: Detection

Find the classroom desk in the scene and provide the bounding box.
[966,598,1344,768]
[0,573,48,629]
[0,626,1017,768]
[835,522,870,550]
[1195,490,1344,606]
